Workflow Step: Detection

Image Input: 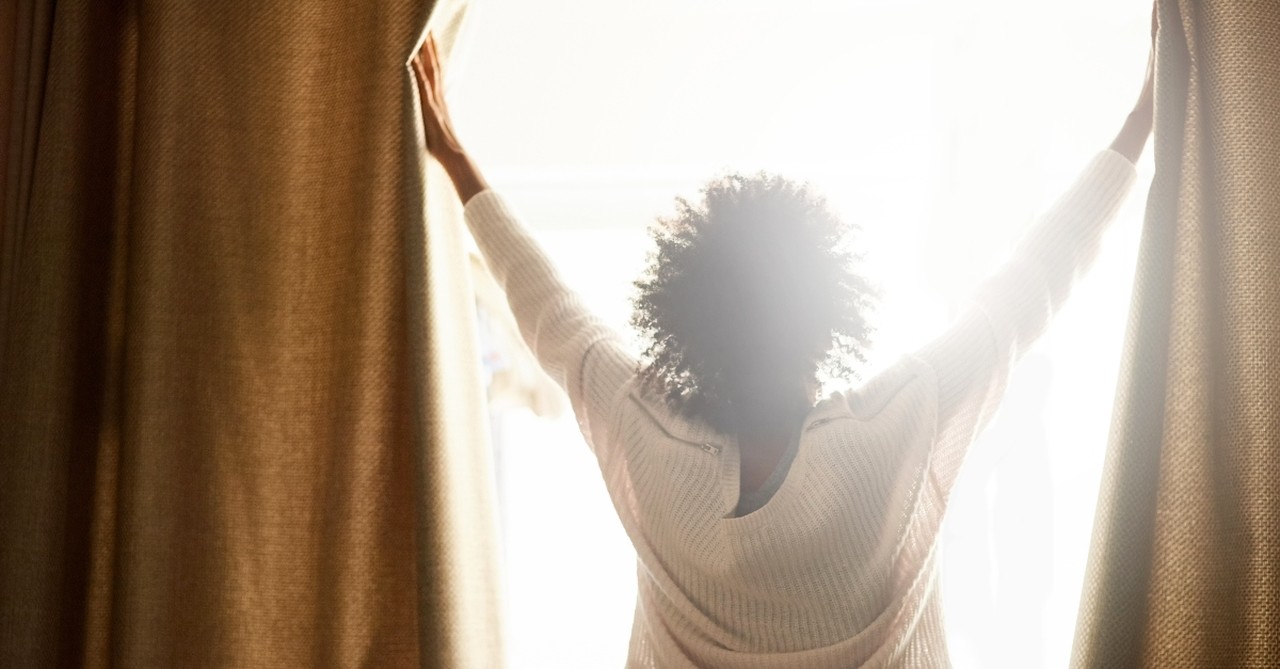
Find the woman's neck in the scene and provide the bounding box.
[735,406,806,494]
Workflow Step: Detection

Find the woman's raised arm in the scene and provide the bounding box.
[913,33,1154,494]
[410,35,637,458]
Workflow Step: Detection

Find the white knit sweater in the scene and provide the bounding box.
[464,150,1137,668]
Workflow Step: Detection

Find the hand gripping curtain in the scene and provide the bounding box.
[1074,1,1280,667]
[0,1,504,667]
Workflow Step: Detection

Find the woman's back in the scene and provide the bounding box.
[612,361,937,666]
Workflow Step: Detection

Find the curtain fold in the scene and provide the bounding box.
[0,1,503,666]
[1073,1,1280,666]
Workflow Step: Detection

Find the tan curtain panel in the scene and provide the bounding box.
[1074,1,1280,667]
[0,1,503,667]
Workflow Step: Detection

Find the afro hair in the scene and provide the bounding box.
[632,172,878,434]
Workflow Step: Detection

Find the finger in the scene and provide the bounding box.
[426,34,445,95]
[411,57,435,109]
[416,61,452,131]
[410,55,426,89]
[418,32,437,68]
[420,35,437,90]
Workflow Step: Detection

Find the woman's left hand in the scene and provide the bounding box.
[1109,4,1156,163]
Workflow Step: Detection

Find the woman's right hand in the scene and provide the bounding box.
[412,34,465,161]
[412,33,489,204]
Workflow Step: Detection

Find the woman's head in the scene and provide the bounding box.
[632,172,878,434]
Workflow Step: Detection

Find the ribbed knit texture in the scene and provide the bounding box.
[465,150,1137,668]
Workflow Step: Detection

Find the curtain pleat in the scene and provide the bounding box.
[1,0,52,330]
[0,1,503,667]
[1073,1,1280,667]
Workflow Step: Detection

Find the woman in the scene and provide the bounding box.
[412,25,1153,668]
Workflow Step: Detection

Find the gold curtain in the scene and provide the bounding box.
[1074,1,1280,666]
[0,1,504,667]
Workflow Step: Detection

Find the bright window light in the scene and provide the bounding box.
[453,1,1154,667]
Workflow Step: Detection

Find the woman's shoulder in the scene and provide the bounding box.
[822,355,937,423]
[615,378,730,454]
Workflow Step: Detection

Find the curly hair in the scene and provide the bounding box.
[632,172,879,434]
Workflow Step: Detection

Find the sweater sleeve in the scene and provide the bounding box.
[463,190,637,456]
[913,149,1138,494]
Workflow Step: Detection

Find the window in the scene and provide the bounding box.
[455,1,1153,666]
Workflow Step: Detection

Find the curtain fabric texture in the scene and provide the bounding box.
[1074,1,1280,667]
[0,1,503,667]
